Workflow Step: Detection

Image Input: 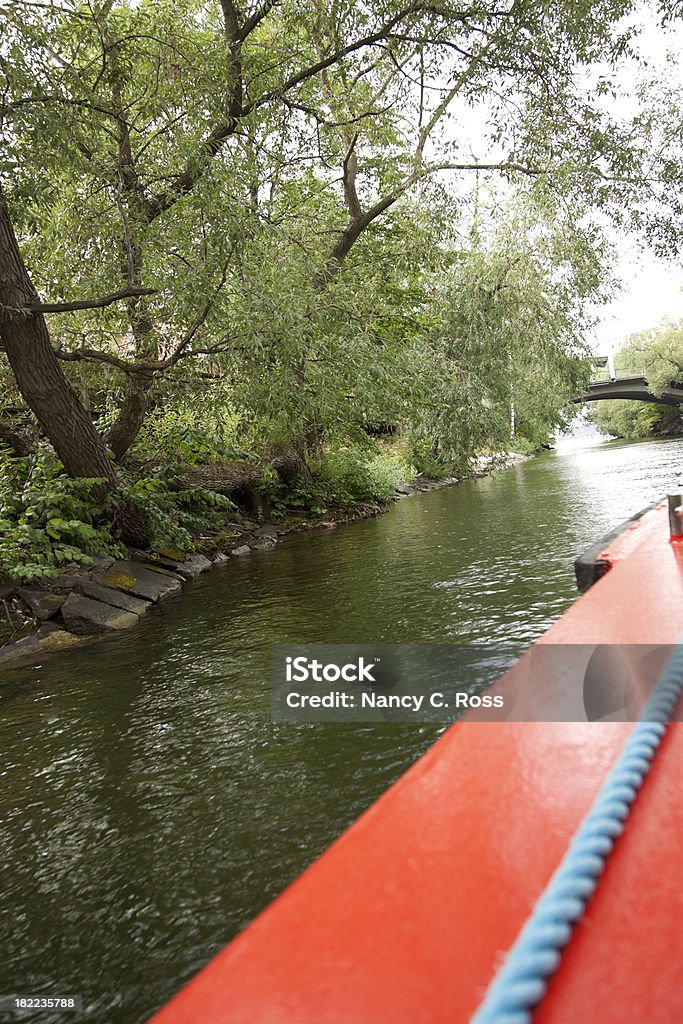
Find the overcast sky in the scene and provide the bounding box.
[589,245,683,353]
[586,9,683,354]
[446,4,683,356]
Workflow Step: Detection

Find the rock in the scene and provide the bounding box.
[17,588,66,621]
[49,575,84,592]
[254,524,279,539]
[127,550,210,580]
[231,545,251,556]
[73,580,151,616]
[0,635,42,667]
[36,621,60,639]
[395,484,413,495]
[128,549,186,573]
[89,555,116,571]
[93,560,183,602]
[213,552,230,564]
[249,524,278,548]
[140,564,185,582]
[61,593,140,635]
[0,583,16,601]
[150,546,186,562]
[170,554,212,579]
[131,550,212,580]
[38,630,83,651]
[250,535,276,550]
[0,630,83,670]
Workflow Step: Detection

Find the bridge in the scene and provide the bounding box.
[574,364,683,407]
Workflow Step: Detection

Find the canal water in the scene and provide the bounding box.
[1,435,681,1023]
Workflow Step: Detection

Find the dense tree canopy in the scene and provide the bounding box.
[0,0,681,563]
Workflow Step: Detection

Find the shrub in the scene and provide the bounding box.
[315,445,415,504]
[0,449,121,581]
[130,405,255,467]
[0,451,237,582]
[122,465,235,551]
[408,438,463,478]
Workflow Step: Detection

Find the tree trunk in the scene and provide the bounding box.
[0,197,148,543]
[270,441,314,486]
[0,418,39,456]
[105,382,150,460]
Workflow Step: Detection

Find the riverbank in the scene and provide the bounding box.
[0,453,529,672]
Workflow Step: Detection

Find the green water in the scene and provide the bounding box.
[1,436,682,1023]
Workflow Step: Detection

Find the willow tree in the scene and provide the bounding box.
[416,195,613,460]
[0,0,643,490]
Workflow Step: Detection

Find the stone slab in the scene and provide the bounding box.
[135,552,212,579]
[93,560,183,602]
[17,588,66,621]
[172,554,212,579]
[250,536,276,549]
[0,629,83,670]
[73,579,151,616]
[61,593,139,635]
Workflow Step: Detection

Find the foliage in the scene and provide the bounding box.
[410,196,603,462]
[0,449,121,581]
[589,320,683,438]
[2,0,676,578]
[261,444,414,515]
[0,449,236,581]
[131,401,255,468]
[0,0,647,469]
[315,447,415,505]
[615,320,683,396]
[408,439,462,479]
[590,400,680,440]
[122,466,236,552]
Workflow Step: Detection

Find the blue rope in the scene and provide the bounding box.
[471,640,683,1024]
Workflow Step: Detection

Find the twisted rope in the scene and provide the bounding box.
[471,640,683,1024]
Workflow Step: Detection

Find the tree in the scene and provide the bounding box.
[589,321,683,438]
[0,195,120,492]
[1,0,641,482]
[0,192,150,541]
[413,194,610,460]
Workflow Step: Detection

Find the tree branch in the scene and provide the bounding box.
[54,346,137,372]
[239,0,279,41]
[30,286,157,314]
[342,132,362,219]
[160,255,233,369]
[316,159,542,287]
[146,2,427,221]
[252,3,425,109]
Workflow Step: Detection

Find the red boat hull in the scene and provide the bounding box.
[150,500,683,1024]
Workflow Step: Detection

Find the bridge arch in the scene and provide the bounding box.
[574,372,683,407]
